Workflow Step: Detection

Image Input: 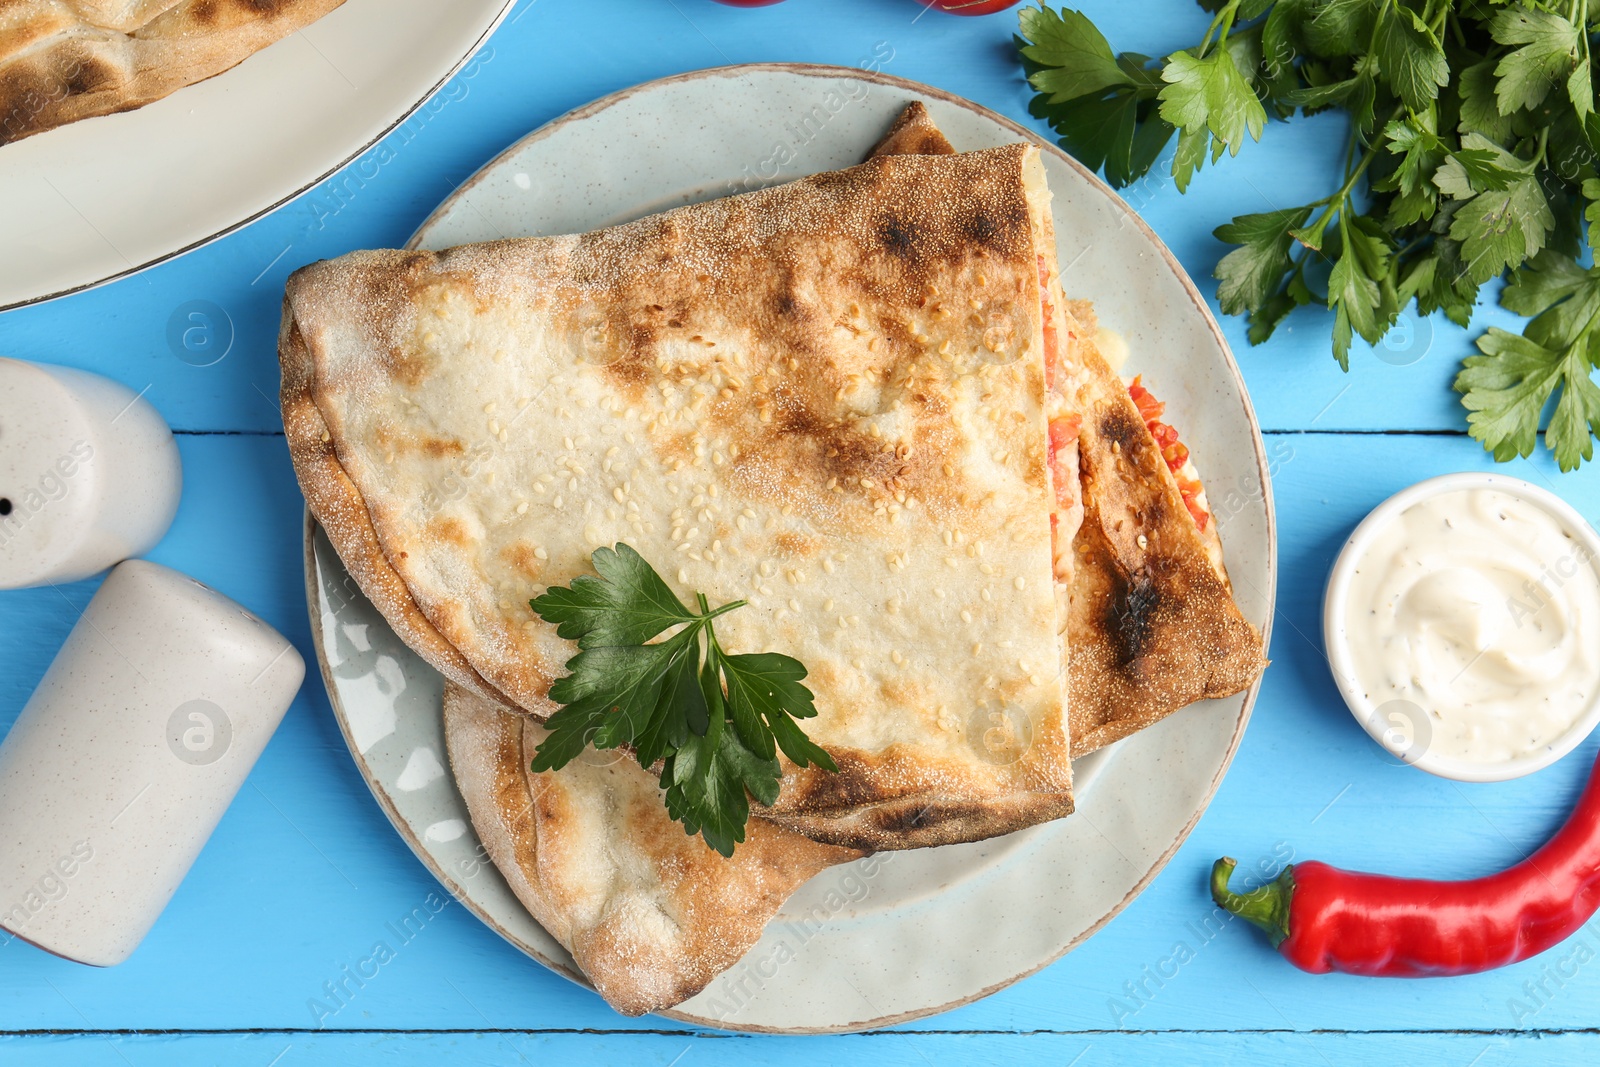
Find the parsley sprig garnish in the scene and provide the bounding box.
[1018,1,1600,470]
[529,544,837,857]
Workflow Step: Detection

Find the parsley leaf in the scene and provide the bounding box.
[1302,0,1376,59]
[1017,12,1171,189]
[1262,0,1313,77]
[1374,5,1448,112]
[1214,206,1314,315]
[1448,171,1553,284]
[1031,87,1143,185]
[1583,179,1600,256]
[529,546,835,857]
[1498,249,1600,344]
[1456,251,1600,471]
[1017,1,1600,469]
[531,542,698,649]
[1489,7,1582,115]
[1018,5,1134,102]
[1373,117,1443,224]
[1457,328,1600,472]
[1456,59,1514,142]
[1329,216,1398,370]
[1159,47,1267,187]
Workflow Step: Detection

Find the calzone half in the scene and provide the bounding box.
[0,0,346,146]
[866,103,1266,756]
[444,681,859,1017]
[282,143,1076,851]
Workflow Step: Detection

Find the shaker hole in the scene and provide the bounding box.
[0,498,11,516]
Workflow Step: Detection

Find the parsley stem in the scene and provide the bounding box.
[699,595,729,665]
[1569,298,1600,354]
[1580,3,1592,88]
[696,596,747,624]
[1425,0,1448,38]
[1197,0,1241,60]
[1366,0,1394,71]
[1332,138,1380,206]
[1300,102,1402,250]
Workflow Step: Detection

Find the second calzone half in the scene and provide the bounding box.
[281,144,1075,850]
[863,104,1266,756]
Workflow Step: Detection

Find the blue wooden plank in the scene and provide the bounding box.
[0,1031,1596,1067]
[0,0,1519,439]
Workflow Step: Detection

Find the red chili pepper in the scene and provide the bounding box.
[1212,751,1600,976]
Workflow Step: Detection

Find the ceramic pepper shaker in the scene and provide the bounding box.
[0,357,182,589]
[0,560,304,964]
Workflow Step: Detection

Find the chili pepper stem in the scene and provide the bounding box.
[1211,857,1295,949]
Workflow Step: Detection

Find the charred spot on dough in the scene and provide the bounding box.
[387,345,434,390]
[0,68,53,141]
[629,322,658,357]
[902,130,955,156]
[64,55,118,97]
[825,432,891,485]
[768,387,825,438]
[764,391,889,483]
[985,202,1029,255]
[782,752,885,811]
[1097,407,1143,457]
[605,355,652,392]
[870,801,984,834]
[1107,568,1162,669]
[879,216,921,260]
[193,0,290,26]
[765,264,807,322]
[874,803,933,832]
[961,210,1007,253]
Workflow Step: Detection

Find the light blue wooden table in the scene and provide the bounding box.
[3,1,1597,1063]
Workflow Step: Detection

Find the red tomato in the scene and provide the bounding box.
[918,0,1021,13]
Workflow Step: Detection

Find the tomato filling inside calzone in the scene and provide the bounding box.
[1036,258,1215,581]
[1128,376,1212,532]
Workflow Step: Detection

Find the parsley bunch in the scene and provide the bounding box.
[1018,1,1600,470]
[529,544,836,857]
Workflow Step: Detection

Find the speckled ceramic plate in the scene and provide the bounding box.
[304,64,1277,1034]
[0,0,513,311]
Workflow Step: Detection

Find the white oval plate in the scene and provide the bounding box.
[304,64,1277,1034]
[0,0,513,311]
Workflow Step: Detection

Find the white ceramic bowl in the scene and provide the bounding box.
[1323,471,1600,782]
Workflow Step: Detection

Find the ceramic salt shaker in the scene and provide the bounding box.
[0,560,304,965]
[0,357,182,589]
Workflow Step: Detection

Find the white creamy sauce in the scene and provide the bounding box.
[1344,487,1600,764]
